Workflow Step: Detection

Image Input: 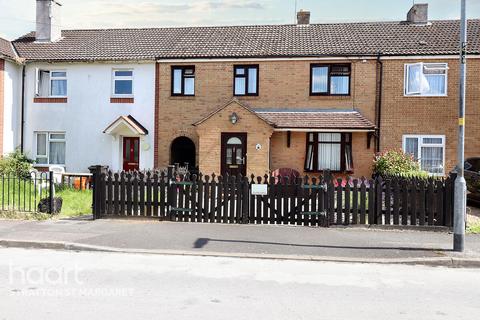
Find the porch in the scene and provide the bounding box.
[193,99,376,178]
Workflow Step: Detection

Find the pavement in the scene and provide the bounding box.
[1,217,480,267]
[2,248,480,320]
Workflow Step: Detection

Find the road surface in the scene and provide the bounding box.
[0,248,479,320]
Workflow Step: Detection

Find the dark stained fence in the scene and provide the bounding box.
[91,166,455,228]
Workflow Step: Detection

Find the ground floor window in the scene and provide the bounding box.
[35,132,66,165]
[403,135,445,175]
[304,133,353,172]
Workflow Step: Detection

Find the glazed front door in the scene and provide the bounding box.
[221,133,247,176]
[123,137,140,171]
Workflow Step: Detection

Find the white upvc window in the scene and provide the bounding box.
[35,69,68,97]
[35,132,66,166]
[404,63,448,96]
[112,69,134,97]
[403,135,445,176]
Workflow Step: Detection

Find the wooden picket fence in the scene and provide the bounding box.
[90,166,455,228]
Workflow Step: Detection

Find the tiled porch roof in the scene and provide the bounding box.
[253,109,376,131]
[103,115,149,135]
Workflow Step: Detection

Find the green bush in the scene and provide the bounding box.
[373,149,430,179]
[0,150,34,178]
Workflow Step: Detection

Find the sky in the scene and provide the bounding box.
[0,0,479,40]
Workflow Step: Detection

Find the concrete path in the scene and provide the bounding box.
[1,218,480,265]
[1,247,479,320]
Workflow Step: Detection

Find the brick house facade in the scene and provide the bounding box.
[3,2,480,177]
[155,59,378,177]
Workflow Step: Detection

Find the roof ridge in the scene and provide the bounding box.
[34,18,480,34]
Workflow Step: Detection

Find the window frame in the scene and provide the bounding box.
[35,69,68,98]
[304,132,353,173]
[171,66,196,96]
[402,134,446,176]
[34,131,66,166]
[233,65,259,96]
[310,64,351,96]
[404,62,448,97]
[112,69,134,98]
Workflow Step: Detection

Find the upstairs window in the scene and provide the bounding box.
[35,69,67,97]
[171,66,195,96]
[35,132,66,165]
[234,65,258,96]
[305,133,353,172]
[113,70,133,96]
[403,135,445,175]
[311,64,351,96]
[405,63,448,96]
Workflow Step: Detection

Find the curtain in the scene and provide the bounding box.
[345,144,353,171]
[312,67,328,93]
[39,71,50,97]
[36,133,47,164]
[330,76,349,94]
[51,79,67,96]
[248,68,257,94]
[49,141,66,165]
[405,138,419,160]
[235,78,246,95]
[407,64,429,94]
[184,77,195,95]
[318,143,341,171]
[305,144,314,170]
[424,75,445,95]
[173,69,182,94]
[421,146,443,174]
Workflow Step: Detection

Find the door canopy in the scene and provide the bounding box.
[103,115,148,136]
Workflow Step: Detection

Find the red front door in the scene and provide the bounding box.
[123,137,140,171]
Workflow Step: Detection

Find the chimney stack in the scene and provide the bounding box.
[36,0,62,42]
[407,3,428,24]
[297,10,311,25]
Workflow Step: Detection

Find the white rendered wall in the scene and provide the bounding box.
[23,62,156,172]
[3,60,22,154]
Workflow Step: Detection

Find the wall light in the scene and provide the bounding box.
[230,112,239,124]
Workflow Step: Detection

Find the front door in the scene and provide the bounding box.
[123,137,140,171]
[221,133,247,176]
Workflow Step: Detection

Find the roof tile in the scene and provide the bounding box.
[12,20,480,61]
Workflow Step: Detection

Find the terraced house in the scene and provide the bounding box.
[0,1,479,178]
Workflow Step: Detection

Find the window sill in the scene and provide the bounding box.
[403,94,448,98]
[169,96,196,100]
[110,97,134,103]
[235,95,259,100]
[304,170,354,175]
[33,97,68,103]
[309,95,351,100]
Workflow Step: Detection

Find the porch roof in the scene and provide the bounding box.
[253,109,376,132]
[103,115,149,135]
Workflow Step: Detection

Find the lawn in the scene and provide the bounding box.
[0,178,92,220]
[56,188,92,217]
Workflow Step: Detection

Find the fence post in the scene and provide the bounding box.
[88,165,107,220]
[166,165,175,217]
[48,171,54,214]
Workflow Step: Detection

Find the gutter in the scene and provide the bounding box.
[375,52,384,153]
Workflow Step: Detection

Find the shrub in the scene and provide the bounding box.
[373,149,430,179]
[0,150,34,178]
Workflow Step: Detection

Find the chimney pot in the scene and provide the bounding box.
[297,10,311,25]
[407,3,428,24]
[36,0,62,42]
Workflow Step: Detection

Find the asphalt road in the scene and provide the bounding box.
[0,248,479,320]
